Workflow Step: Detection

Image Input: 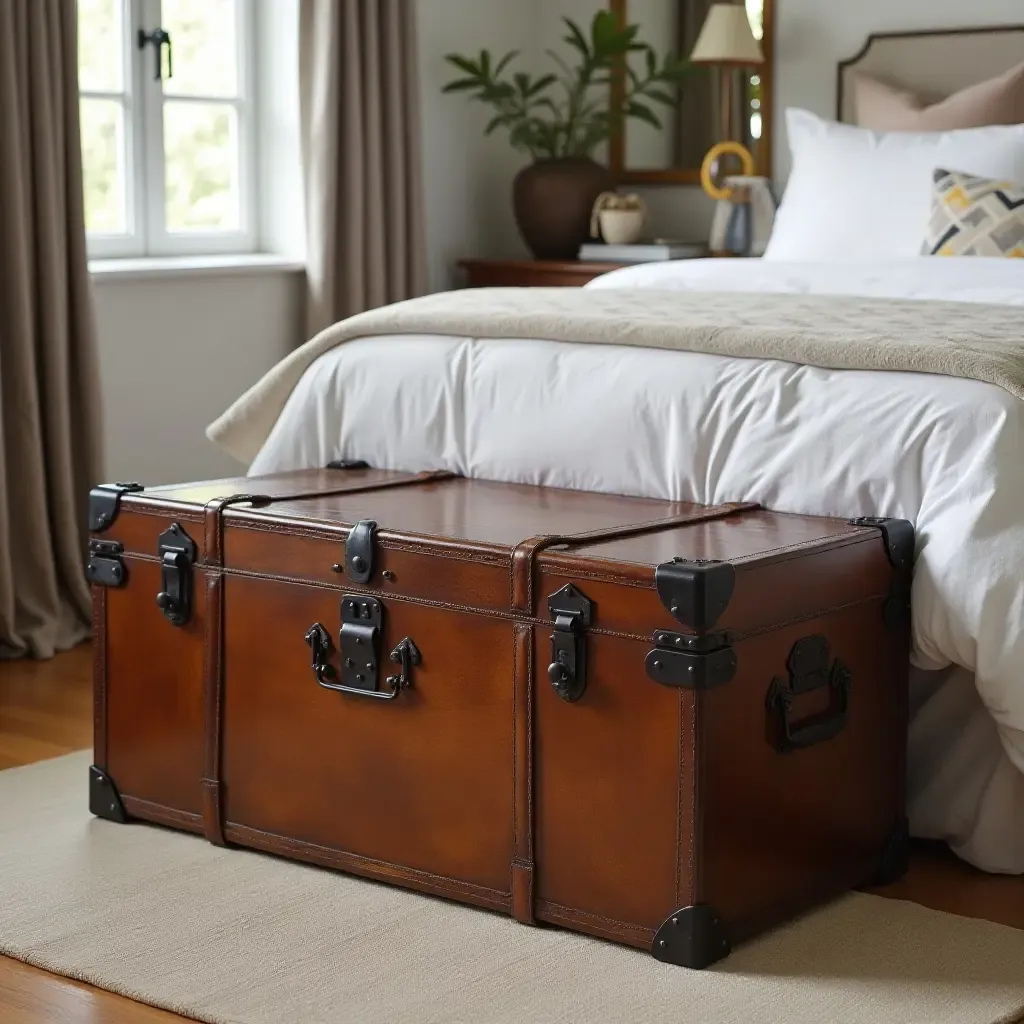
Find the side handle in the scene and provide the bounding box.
[765,635,850,753]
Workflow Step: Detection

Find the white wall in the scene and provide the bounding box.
[92,268,304,484]
[416,0,534,291]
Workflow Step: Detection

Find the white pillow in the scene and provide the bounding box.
[763,108,1024,262]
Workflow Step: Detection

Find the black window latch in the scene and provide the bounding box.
[137,28,173,81]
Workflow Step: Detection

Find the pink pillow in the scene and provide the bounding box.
[853,62,1024,131]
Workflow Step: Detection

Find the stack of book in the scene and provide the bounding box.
[578,241,708,263]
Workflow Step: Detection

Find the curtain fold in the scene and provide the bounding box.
[299,0,428,337]
[0,0,103,659]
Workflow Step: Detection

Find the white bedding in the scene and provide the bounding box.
[249,256,1024,874]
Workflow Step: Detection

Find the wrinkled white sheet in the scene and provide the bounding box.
[250,257,1024,873]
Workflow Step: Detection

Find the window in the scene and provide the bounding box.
[78,0,256,258]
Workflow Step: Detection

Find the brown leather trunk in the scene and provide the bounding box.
[89,469,911,969]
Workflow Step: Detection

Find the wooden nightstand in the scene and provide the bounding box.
[458,259,627,288]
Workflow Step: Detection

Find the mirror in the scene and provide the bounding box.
[608,0,773,184]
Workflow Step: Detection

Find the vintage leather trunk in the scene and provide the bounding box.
[88,469,912,969]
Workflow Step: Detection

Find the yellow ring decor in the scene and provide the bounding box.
[701,142,755,200]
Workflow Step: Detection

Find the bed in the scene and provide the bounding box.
[213,27,1024,874]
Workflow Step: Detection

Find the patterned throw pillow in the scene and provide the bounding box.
[923,168,1024,257]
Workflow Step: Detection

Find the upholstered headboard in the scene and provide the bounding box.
[837,25,1024,123]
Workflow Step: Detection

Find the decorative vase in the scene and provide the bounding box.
[512,158,613,260]
[597,208,646,245]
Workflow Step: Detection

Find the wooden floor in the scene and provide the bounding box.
[1,647,1023,1023]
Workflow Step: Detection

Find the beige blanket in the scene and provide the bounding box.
[207,288,1024,464]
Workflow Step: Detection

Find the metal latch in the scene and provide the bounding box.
[645,629,736,690]
[339,595,384,691]
[86,539,126,587]
[345,519,377,583]
[155,522,197,626]
[547,584,593,703]
[305,596,420,701]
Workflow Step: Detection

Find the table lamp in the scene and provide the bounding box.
[690,1,764,202]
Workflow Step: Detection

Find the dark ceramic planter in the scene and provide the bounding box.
[512,158,614,260]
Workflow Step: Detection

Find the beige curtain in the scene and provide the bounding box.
[299,0,428,337]
[0,0,103,659]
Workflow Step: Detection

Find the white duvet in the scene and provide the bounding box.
[249,257,1024,874]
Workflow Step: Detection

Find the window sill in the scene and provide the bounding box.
[89,253,306,282]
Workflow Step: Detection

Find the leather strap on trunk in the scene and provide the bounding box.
[197,470,454,848]
[510,501,759,615]
[511,622,535,924]
[201,494,267,847]
[505,498,758,925]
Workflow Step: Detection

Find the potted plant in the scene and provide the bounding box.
[443,10,692,260]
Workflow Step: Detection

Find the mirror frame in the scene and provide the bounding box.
[607,0,775,185]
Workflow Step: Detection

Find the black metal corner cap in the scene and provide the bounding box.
[89,765,128,823]
[89,482,144,532]
[849,517,915,571]
[655,559,735,631]
[651,903,732,969]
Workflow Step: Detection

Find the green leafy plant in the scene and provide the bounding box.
[442,10,694,161]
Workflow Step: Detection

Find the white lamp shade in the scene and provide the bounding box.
[690,3,764,66]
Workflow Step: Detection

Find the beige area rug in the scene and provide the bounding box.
[2,754,1024,1024]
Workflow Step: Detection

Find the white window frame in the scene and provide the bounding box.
[81,0,258,259]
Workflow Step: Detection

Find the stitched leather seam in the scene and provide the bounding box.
[98,558,888,645]
[730,530,875,564]
[224,519,509,564]
[731,593,889,641]
[112,506,205,523]
[539,567,655,590]
[222,823,510,899]
[201,566,667,639]
[537,901,652,936]
[119,796,203,828]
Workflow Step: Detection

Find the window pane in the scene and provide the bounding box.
[162,0,238,98]
[164,101,239,231]
[77,0,123,92]
[80,98,126,234]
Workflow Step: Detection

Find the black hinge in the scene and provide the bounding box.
[547,584,592,702]
[645,628,736,690]
[339,595,383,691]
[655,558,735,631]
[89,482,144,532]
[155,523,197,626]
[86,539,126,587]
[345,520,377,583]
